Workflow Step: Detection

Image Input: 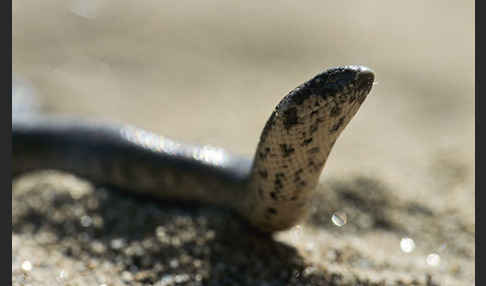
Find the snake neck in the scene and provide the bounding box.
[242,66,374,231]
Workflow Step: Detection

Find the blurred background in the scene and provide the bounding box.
[13,0,474,285]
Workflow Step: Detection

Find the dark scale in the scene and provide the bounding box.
[270,191,278,200]
[283,107,298,130]
[308,159,325,173]
[358,92,367,103]
[273,173,285,192]
[293,177,307,189]
[293,169,304,183]
[329,116,345,133]
[308,160,316,169]
[279,144,295,157]
[275,172,286,179]
[273,182,283,194]
[264,207,278,220]
[258,169,268,179]
[301,138,313,146]
[258,147,271,160]
[338,94,348,103]
[309,122,319,134]
[330,106,342,117]
[267,207,278,215]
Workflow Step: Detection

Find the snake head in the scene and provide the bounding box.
[278,65,374,112]
[310,65,374,96]
[246,66,375,232]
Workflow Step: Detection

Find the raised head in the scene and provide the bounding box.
[243,66,375,231]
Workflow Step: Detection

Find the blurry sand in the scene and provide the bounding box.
[12,0,474,285]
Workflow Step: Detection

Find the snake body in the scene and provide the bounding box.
[12,66,374,232]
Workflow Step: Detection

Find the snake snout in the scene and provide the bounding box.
[355,66,375,91]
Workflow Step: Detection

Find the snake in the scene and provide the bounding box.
[12,65,375,232]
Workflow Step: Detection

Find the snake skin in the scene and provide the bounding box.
[12,66,375,232]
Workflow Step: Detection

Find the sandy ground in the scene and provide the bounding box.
[12,0,474,285]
